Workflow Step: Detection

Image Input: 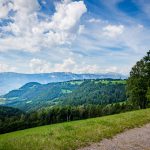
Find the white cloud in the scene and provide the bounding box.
[138,24,144,29]
[0,63,9,72]
[73,21,150,74]
[78,25,85,34]
[54,58,76,72]
[0,0,13,19]
[29,57,124,74]
[41,0,46,5]
[0,0,87,52]
[29,57,98,73]
[0,6,9,19]
[53,58,97,73]
[1,0,150,75]
[103,25,124,38]
[13,0,40,13]
[51,1,87,31]
[29,58,50,73]
[88,18,102,23]
[0,62,16,72]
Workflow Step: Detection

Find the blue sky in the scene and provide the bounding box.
[0,0,150,75]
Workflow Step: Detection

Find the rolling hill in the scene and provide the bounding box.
[1,81,80,111]
[0,72,127,95]
[1,79,126,111]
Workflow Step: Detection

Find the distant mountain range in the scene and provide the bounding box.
[0,72,127,95]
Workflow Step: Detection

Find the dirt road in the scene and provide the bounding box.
[79,123,150,150]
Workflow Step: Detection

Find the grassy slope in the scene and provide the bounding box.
[0,109,150,150]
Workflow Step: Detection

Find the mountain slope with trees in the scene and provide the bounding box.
[61,80,126,106]
[1,79,126,112]
[1,81,80,111]
[0,72,126,95]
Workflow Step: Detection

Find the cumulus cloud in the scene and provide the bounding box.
[0,0,87,52]
[0,0,13,19]
[74,20,150,74]
[29,58,99,73]
[0,6,9,19]
[13,0,40,13]
[29,57,123,74]
[51,1,86,31]
[1,0,150,75]
[103,25,124,38]
[29,58,50,73]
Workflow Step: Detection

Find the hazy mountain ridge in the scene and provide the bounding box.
[0,72,127,95]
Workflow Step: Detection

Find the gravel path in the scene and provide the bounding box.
[79,123,150,150]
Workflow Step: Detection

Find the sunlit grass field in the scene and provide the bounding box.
[0,108,150,150]
[95,80,126,84]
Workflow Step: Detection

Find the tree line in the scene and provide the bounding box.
[0,103,134,134]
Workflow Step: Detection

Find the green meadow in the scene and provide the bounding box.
[95,80,126,84]
[1,108,150,150]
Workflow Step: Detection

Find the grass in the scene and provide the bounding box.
[1,109,150,150]
[95,80,126,84]
[61,89,72,94]
[0,98,6,105]
[68,80,126,85]
[69,81,84,85]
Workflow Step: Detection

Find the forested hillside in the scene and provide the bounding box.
[1,79,126,111]
[61,80,126,106]
[1,81,81,111]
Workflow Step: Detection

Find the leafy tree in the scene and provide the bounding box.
[146,88,150,105]
[0,103,134,134]
[127,50,150,108]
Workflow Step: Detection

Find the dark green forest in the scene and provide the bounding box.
[0,106,24,120]
[61,80,126,106]
[0,103,134,134]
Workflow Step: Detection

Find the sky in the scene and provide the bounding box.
[0,0,150,75]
